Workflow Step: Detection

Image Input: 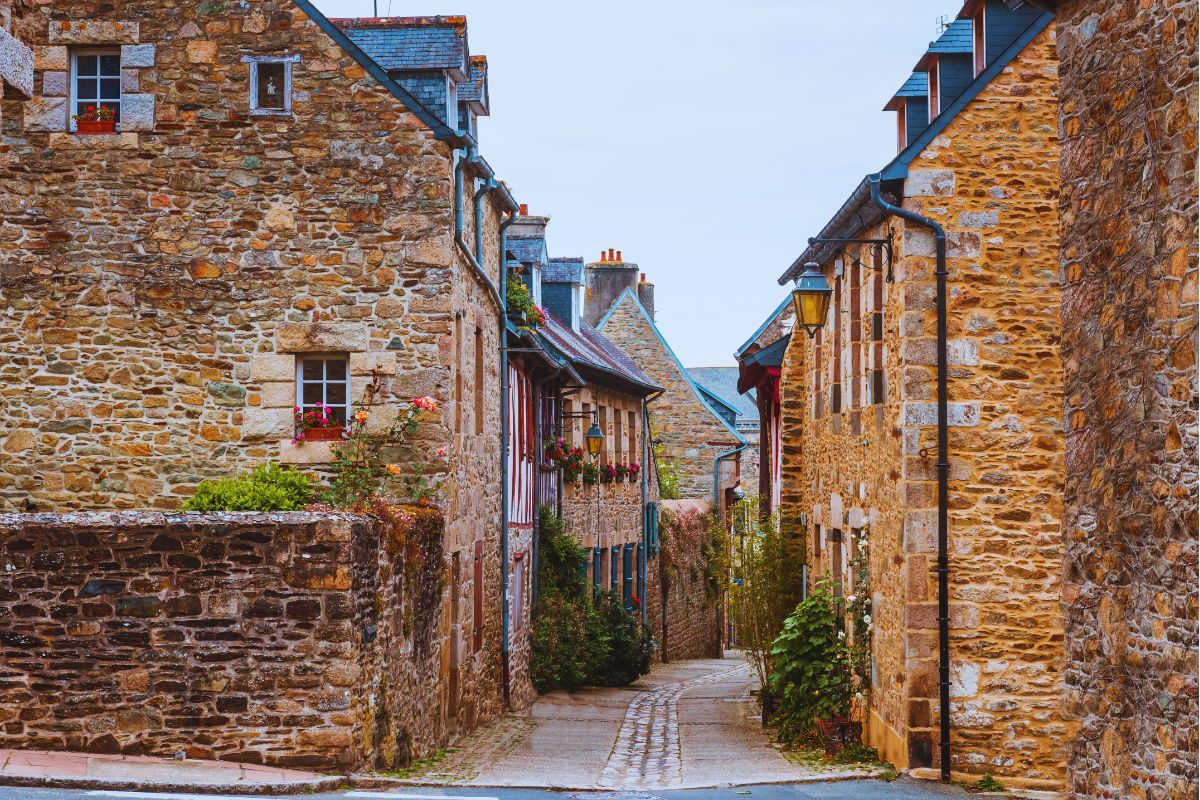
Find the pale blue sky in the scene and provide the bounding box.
[314,0,954,366]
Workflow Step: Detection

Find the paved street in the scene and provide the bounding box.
[402,656,883,792]
[0,780,977,799]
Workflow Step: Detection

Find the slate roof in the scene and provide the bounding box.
[508,237,548,267]
[538,313,659,395]
[689,368,760,425]
[334,17,467,74]
[545,257,585,284]
[459,55,488,108]
[928,19,974,53]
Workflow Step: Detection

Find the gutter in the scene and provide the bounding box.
[639,388,665,628]
[867,173,951,783]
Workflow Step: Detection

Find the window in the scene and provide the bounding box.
[928,59,940,119]
[454,313,464,433]
[614,409,624,466]
[296,355,349,426]
[511,556,526,632]
[832,265,843,415]
[72,49,121,129]
[813,328,824,419]
[473,540,484,652]
[474,327,484,436]
[249,58,291,114]
[870,247,886,406]
[628,411,638,465]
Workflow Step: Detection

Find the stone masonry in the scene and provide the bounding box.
[1056,2,1199,799]
[0,0,513,750]
[645,499,722,662]
[598,290,745,505]
[0,509,451,771]
[780,25,1070,789]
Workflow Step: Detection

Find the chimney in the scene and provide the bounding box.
[583,248,641,326]
[519,203,528,216]
[608,247,615,262]
[637,273,655,321]
[616,250,622,262]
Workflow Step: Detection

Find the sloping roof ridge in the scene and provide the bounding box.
[779,9,1054,285]
[598,288,746,445]
[735,295,793,358]
[330,15,467,30]
[292,0,457,140]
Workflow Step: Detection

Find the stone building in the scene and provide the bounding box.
[774,3,1068,789]
[1054,1,1198,799]
[0,0,523,757]
[587,253,746,512]
[689,367,761,500]
[734,296,795,516]
[505,214,662,620]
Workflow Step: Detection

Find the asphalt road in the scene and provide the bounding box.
[0,777,976,800]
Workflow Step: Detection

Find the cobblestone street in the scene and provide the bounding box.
[404,655,884,792]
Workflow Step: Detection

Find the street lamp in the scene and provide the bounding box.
[791,261,833,338]
[585,419,604,457]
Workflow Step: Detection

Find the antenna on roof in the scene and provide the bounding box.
[372,0,378,15]
[936,14,950,34]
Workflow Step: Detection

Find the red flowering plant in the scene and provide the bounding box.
[614,463,630,482]
[506,279,547,329]
[292,402,341,444]
[601,463,619,484]
[73,104,116,122]
[628,462,641,479]
[320,372,442,508]
[581,461,600,486]
[545,437,585,482]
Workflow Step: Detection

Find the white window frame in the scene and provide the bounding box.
[295,354,350,427]
[245,54,298,115]
[70,47,122,132]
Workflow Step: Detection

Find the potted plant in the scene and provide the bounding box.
[73,105,117,134]
[614,463,630,482]
[292,403,345,444]
[545,437,585,482]
[581,461,599,486]
[505,279,546,328]
[601,463,619,484]
[628,462,641,480]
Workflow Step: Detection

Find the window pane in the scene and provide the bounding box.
[76,55,98,75]
[327,406,346,425]
[302,359,323,380]
[76,78,97,99]
[324,359,346,381]
[325,382,346,406]
[100,78,121,100]
[99,54,121,75]
[302,382,324,405]
[255,62,286,110]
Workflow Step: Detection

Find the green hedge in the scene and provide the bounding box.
[183,463,314,512]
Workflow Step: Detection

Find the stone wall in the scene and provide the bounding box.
[597,292,744,503]
[646,499,722,662]
[0,509,454,771]
[781,25,1069,789]
[1056,3,1199,799]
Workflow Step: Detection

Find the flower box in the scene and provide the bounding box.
[76,120,117,135]
[301,426,345,442]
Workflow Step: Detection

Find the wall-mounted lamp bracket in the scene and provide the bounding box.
[807,227,895,284]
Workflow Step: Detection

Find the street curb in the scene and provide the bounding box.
[0,774,354,795]
[373,770,893,792]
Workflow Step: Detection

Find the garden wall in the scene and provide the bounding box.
[647,499,722,662]
[0,509,450,771]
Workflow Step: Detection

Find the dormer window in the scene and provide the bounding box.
[973,7,986,75]
[246,55,295,115]
[71,49,121,130]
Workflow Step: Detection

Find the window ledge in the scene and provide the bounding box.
[249,109,292,117]
[48,131,139,149]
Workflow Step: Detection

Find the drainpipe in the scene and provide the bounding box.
[868,173,951,783]
[496,193,519,710]
[453,140,520,707]
[711,444,748,518]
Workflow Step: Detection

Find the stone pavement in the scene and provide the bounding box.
[402,654,885,791]
[0,749,343,793]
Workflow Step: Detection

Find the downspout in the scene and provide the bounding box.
[496,194,519,709]
[868,173,951,783]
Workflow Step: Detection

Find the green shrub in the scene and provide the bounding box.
[530,507,654,692]
[591,591,654,686]
[530,593,608,691]
[184,463,314,512]
[768,580,854,741]
[974,774,1005,792]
